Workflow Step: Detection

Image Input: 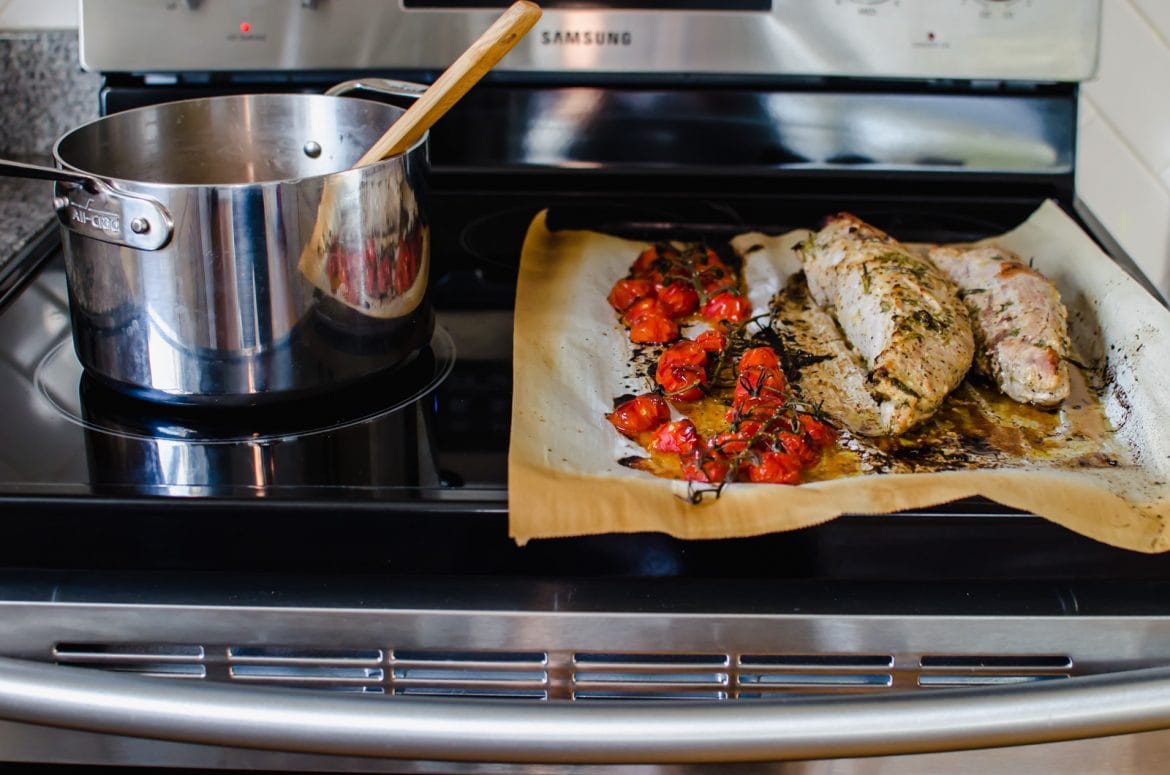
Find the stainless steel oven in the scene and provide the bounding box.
[4,0,1170,772]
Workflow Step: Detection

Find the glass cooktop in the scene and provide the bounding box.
[0,263,510,502]
[3,190,1168,580]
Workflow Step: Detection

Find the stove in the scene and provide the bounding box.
[4,1,1170,773]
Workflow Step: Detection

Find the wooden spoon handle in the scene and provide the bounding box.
[354,1,542,167]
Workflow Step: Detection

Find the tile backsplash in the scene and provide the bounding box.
[1077,0,1170,300]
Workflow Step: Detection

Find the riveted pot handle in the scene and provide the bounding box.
[324,78,427,102]
[54,178,174,251]
[0,157,173,251]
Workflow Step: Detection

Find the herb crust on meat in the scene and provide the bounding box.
[929,244,1071,407]
[796,213,975,436]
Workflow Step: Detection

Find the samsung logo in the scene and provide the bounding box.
[541,30,632,46]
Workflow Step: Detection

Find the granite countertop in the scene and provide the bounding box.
[0,30,100,272]
[0,173,57,263]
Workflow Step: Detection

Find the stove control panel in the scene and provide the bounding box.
[80,0,1099,82]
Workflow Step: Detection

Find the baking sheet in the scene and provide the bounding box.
[507,201,1170,552]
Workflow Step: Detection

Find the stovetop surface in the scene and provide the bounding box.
[3,180,1170,581]
[0,266,506,501]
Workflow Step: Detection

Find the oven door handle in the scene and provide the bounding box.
[1,656,1170,763]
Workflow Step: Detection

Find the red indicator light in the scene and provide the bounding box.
[240,22,252,33]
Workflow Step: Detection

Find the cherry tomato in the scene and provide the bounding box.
[729,398,781,431]
[608,278,656,313]
[656,282,700,318]
[680,444,731,484]
[607,393,671,438]
[798,414,836,449]
[659,340,708,368]
[700,279,733,299]
[632,245,679,277]
[693,247,728,273]
[623,298,669,326]
[656,365,706,402]
[651,420,700,454]
[655,340,709,400]
[746,450,802,484]
[695,329,728,353]
[734,365,786,406]
[709,430,751,458]
[629,314,679,344]
[739,347,780,371]
[702,292,752,325]
[775,431,819,466]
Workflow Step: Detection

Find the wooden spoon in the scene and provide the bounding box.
[356,0,542,165]
[298,1,542,308]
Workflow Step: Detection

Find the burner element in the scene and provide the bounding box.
[36,327,455,444]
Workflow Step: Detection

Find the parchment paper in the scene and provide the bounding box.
[508,201,1170,552]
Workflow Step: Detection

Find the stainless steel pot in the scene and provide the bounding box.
[1,78,434,405]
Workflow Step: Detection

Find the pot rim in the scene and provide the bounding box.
[51,92,428,192]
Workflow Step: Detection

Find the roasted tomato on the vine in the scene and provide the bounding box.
[629,314,678,344]
[709,430,752,458]
[656,281,700,318]
[774,430,820,466]
[680,442,731,484]
[608,278,656,313]
[632,245,679,280]
[622,298,679,344]
[656,365,706,402]
[739,347,780,371]
[746,450,803,485]
[622,297,669,326]
[607,393,671,438]
[798,414,836,449]
[694,247,728,273]
[651,419,700,455]
[655,340,710,402]
[694,329,728,353]
[734,365,787,408]
[702,292,752,325]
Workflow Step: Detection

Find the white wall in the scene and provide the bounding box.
[0,0,76,29]
[1077,0,1170,297]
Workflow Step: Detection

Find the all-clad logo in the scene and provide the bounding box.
[541,30,632,46]
[70,199,120,234]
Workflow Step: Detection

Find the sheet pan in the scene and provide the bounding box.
[508,201,1170,552]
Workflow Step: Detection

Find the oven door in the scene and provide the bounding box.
[2,574,1170,773]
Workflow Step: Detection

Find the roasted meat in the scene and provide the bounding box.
[796,213,975,435]
[771,274,885,438]
[928,244,1071,406]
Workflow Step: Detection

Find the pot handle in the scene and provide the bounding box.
[0,157,173,251]
[324,77,428,102]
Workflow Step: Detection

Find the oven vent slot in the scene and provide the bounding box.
[53,643,206,679]
[917,654,1072,687]
[227,646,385,690]
[572,652,730,700]
[736,654,894,696]
[390,650,549,699]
